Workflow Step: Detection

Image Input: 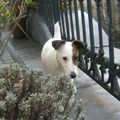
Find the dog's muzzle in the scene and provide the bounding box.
[70,71,76,79]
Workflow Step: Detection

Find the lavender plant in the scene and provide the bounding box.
[0,63,85,120]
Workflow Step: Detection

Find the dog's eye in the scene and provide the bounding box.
[63,57,67,61]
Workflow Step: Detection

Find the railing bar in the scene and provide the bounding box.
[47,1,51,31]
[79,0,88,70]
[42,0,46,20]
[60,1,66,39]
[64,0,70,41]
[96,0,104,50]
[87,0,95,54]
[79,0,87,43]
[52,0,58,23]
[107,0,114,64]
[49,0,54,35]
[55,0,63,37]
[69,0,75,39]
[74,0,80,40]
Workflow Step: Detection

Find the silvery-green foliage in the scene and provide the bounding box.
[0,101,6,111]
[0,63,84,120]
[0,117,5,120]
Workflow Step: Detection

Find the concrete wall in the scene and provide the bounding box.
[26,11,52,47]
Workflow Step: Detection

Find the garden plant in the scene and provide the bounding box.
[0,63,84,120]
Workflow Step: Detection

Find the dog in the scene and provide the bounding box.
[41,22,85,77]
[41,22,85,105]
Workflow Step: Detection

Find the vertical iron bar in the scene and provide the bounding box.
[95,0,104,51]
[95,0,104,81]
[45,0,49,24]
[56,0,63,37]
[49,0,54,35]
[79,0,88,70]
[87,0,95,54]
[64,0,70,40]
[87,0,101,80]
[79,0,87,43]
[60,1,66,39]
[47,0,51,30]
[53,0,60,22]
[107,0,115,90]
[42,0,46,20]
[74,0,80,40]
[53,0,58,23]
[69,0,75,39]
[107,0,114,64]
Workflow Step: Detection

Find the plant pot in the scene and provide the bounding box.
[11,16,27,38]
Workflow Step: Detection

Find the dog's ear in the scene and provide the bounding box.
[52,40,66,50]
[72,40,86,50]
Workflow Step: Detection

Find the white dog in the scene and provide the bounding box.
[41,22,85,105]
[41,22,85,77]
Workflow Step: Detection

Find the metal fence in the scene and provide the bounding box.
[39,0,120,101]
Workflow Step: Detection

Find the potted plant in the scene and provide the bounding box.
[10,0,38,38]
[0,0,38,38]
[0,0,14,33]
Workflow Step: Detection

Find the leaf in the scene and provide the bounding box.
[25,0,33,5]
[0,101,6,111]
[5,91,17,103]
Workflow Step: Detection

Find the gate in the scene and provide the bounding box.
[39,0,120,100]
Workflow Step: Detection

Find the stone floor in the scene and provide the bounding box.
[10,38,42,70]
[0,37,120,120]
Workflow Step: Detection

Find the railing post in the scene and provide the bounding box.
[68,0,75,40]
[86,0,99,78]
[95,0,105,81]
[106,0,116,91]
[107,0,114,65]
[74,0,80,40]
[86,0,95,54]
[60,1,66,39]
[78,0,88,70]
[64,0,70,41]
[79,0,87,44]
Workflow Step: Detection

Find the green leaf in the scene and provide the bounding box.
[25,0,33,5]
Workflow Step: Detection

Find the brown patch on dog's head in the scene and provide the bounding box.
[52,40,66,50]
[72,40,85,64]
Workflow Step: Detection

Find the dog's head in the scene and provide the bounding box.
[52,40,85,78]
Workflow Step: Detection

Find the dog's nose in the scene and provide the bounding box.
[70,71,76,79]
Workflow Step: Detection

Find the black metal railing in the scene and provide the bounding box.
[39,0,120,100]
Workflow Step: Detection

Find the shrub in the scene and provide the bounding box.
[0,63,84,120]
